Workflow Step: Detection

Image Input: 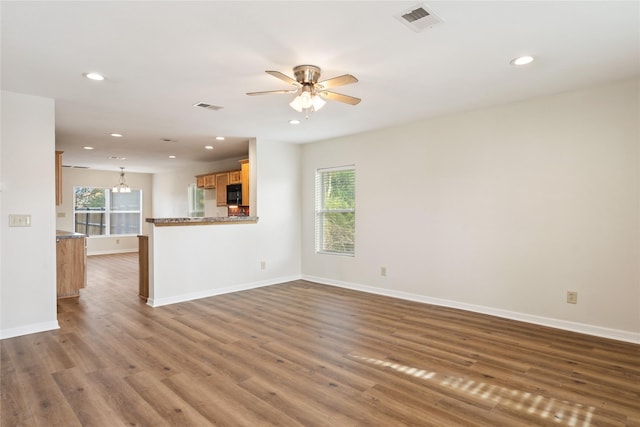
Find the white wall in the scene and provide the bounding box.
[301,78,640,343]
[1,91,59,338]
[152,156,247,218]
[148,139,301,306]
[56,168,153,255]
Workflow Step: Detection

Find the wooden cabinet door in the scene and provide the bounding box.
[203,174,216,189]
[216,172,229,206]
[229,170,241,184]
[196,175,205,188]
[56,237,86,298]
[240,160,249,208]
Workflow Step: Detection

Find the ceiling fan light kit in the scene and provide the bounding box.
[289,85,327,113]
[247,64,360,118]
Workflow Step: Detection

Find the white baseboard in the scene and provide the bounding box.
[302,275,640,345]
[147,274,302,308]
[0,320,60,340]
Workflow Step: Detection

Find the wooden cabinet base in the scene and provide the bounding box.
[138,235,149,302]
[56,236,86,298]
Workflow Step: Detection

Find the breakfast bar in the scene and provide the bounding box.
[145,216,258,226]
[142,216,262,307]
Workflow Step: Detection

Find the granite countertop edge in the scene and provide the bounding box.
[56,230,86,239]
[146,216,259,225]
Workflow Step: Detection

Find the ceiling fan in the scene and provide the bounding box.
[247,65,361,117]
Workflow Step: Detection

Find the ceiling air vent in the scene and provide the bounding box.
[394,3,443,32]
[193,102,223,111]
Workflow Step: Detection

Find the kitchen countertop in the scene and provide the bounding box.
[145,216,259,226]
[56,230,86,239]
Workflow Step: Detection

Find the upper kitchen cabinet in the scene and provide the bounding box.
[240,159,249,208]
[215,172,229,206]
[194,160,249,210]
[195,173,217,189]
[229,170,241,184]
[203,174,216,189]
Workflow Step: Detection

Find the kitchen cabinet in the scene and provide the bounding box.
[195,166,244,207]
[229,170,241,184]
[215,172,229,206]
[55,151,63,205]
[203,174,216,189]
[56,232,86,298]
[240,159,249,209]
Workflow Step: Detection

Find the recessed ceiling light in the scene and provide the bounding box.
[84,72,105,81]
[83,146,94,150]
[510,55,535,66]
[168,155,176,159]
[215,136,225,141]
[110,133,123,138]
[205,145,214,150]
[289,119,301,125]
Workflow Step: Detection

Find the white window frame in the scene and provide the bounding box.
[188,183,205,217]
[315,165,356,256]
[73,187,142,237]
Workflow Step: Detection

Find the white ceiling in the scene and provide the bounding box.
[2,1,638,174]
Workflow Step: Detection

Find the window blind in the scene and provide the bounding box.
[315,166,355,255]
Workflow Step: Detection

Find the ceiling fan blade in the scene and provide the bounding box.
[246,89,298,96]
[320,91,361,105]
[316,74,358,90]
[265,70,299,86]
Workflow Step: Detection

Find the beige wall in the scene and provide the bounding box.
[1,91,58,338]
[301,78,640,341]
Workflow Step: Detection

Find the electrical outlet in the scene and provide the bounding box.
[116,239,120,244]
[380,267,387,277]
[567,291,578,304]
[260,261,266,270]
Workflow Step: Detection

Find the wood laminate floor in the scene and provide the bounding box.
[1,253,639,426]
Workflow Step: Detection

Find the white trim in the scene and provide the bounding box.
[317,164,355,173]
[147,274,302,308]
[301,275,640,345]
[315,166,356,256]
[0,320,60,340]
[73,186,143,237]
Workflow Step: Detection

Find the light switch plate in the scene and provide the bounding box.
[9,214,31,227]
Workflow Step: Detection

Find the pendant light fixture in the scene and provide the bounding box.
[112,167,131,193]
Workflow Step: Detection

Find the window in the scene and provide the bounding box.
[188,183,205,217]
[315,166,355,255]
[74,187,142,236]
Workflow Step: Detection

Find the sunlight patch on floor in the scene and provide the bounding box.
[348,354,596,427]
